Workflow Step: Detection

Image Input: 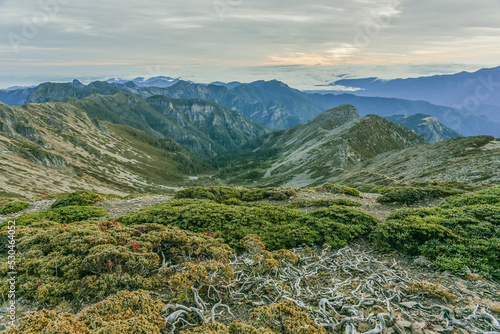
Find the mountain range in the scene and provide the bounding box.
[0,69,499,196]
[25,82,269,157]
[3,68,499,137]
[385,114,461,143]
[328,66,500,123]
[214,105,499,187]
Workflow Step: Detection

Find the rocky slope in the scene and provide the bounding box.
[333,135,500,186]
[116,79,314,129]
[0,102,201,197]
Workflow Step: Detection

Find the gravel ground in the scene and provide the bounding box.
[266,191,445,221]
[92,195,174,216]
[0,199,55,223]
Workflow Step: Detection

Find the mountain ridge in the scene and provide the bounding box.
[215,105,429,187]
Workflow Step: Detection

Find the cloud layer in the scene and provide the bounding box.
[0,0,499,88]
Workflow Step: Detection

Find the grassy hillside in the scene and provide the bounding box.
[0,102,205,197]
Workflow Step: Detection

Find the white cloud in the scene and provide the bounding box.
[0,0,498,88]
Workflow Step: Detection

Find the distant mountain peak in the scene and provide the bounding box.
[106,76,184,88]
[70,79,85,88]
[386,113,462,143]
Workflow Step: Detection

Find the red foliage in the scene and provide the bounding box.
[130,240,140,251]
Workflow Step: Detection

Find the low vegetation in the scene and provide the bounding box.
[0,200,30,215]
[10,205,108,226]
[9,290,166,334]
[373,188,500,276]
[286,199,362,208]
[118,199,378,250]
[375,181,478,205]
[51,190,105,209]
[174,186,298,203]
[314,183,361,197]
[3,184,500,333]
[0,220,232,306]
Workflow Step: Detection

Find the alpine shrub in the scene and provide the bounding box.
[51,190,105,209]
[13,205,108,226]
[0,200,30,214]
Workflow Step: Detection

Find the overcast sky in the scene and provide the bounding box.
[0,0,499,89]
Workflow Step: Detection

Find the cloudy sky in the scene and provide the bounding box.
[0,0,499,89]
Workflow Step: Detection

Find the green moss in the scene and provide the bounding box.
[356,184,386,193]
[372,198,500,275]
[80,289,166,332]
[11,290,166,334]
[175,186,242,202]
[440,187,500,208]
[309,205,379,247]
[175,186,297,203]
[0,220,233,306]
[377,186,465,205]
[286,199,362,208]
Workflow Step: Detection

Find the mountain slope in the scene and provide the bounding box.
[308,93,500,137]
[333,136,500,186]
[0,87,35,106]
[0,102,202,197]
[68,92,269,157]
[216,105,427,187]
[26,81,120,103]
[115,80,320,129]
[117,78,500,135]
[385,114,461,142]
[24,83,269,157]
[146,95,270,153]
